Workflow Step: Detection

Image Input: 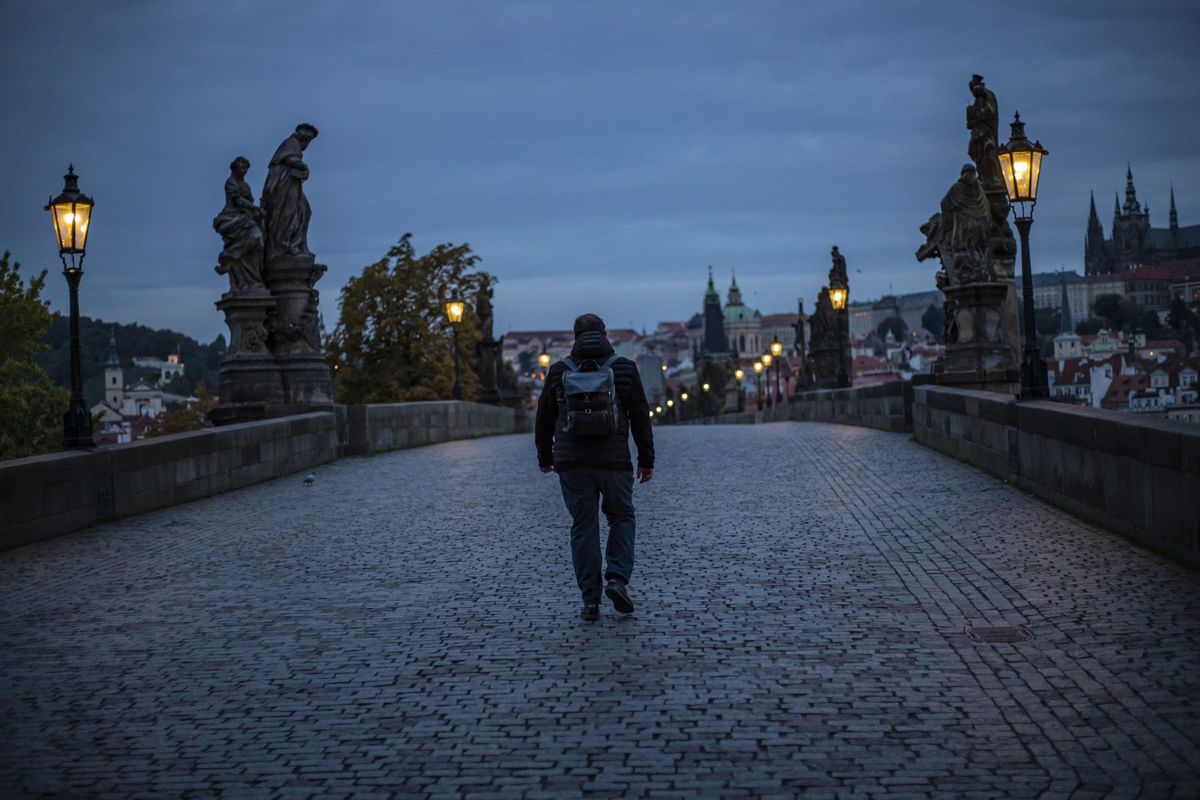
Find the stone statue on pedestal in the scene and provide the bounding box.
[214,157,265,292]
[262,124,318,262]
[475,278,502,404]
[808,288,839,389]
[211,123,333,424]
[916,79,1023,394]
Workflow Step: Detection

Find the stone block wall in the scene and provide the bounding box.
[790,382,911,433]
[343,401,533,456]
[913,386,1200,566]
[0,413,337,552]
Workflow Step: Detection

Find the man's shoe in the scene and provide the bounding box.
[581,603,600,622]
[605,580,635,614]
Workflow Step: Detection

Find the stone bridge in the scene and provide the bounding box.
[2,421,1199,799]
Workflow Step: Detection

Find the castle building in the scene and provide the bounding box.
[1085,166,1200,275]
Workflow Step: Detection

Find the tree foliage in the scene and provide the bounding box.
[876,315,908,342]
[921,303,945,344]
[0,251,69,460]
[327,235,495,403]
[147,383,218,437]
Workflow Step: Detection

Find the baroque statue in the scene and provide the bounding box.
[262,123,319,262]
[917,164,1011,288]
[967,74,1006,201]
[213,156,265,292]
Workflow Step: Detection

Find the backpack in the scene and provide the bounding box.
[557,354,624,436]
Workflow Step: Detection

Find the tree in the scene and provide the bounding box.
[327,235,495,403]
[1092,293,1124,328]
[0,251,69,460]
[876,315,908,342]
[147,383,217,437]
[1075,318,1103,335]
[921,303,945,344]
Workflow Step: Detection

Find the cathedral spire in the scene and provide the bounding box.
[1088,191,1099,225]
[1170,184,1179,231]
[1123,163,1142,216]
[727,269,743,306]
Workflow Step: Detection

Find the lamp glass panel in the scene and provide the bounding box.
[52,203,76,252]
[997,151,1018,201]
[445,300,465,324]
[1027,150,1043,202]
[1012,150,1033,200]
[762,353,772,365]
[829,288,847,310]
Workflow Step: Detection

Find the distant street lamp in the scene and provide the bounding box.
[538,350,551,380]
[997,111,1050,399]
[761,352,774,406]
[770,334,784,401]
[829,277,849,389]
[752,360,764,410]
[734,367,745,412]
[444,293,466,400]
[46,165,95,449]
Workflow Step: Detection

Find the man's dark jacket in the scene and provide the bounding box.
[535,332,655,473]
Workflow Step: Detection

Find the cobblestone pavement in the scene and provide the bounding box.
[2,422,1200,799]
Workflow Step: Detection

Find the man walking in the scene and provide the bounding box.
[536,314,655,621]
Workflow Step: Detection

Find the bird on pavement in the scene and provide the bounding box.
[302,473,315,486]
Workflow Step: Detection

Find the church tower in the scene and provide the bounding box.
[1111,164,1151,270]
[104,330,124,409]
[702,267,729,356]
[1084,191,1109,275]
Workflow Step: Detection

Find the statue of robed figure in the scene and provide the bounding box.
[262,123,319,262]
[213,156,265,292]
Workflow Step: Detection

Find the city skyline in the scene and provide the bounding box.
[2,1,1198,343]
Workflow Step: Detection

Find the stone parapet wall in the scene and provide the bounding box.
[1,402,534,552]
[344,401,533,456]
[790,382,911,433]
[1,413,336,552]
[913,386,1200,566]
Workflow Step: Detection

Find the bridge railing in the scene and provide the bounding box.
[0,401,532,552]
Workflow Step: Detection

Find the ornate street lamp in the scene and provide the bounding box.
[828,278,849,389]
[444,293,465,400]
[770,334,784,401]
[997,111,1050,399]
[46,165,95,449]
[734,367,745,412]
[761,352,773,406]
[752,360,764,410]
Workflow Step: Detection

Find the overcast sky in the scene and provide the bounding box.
[2,1,1198,343]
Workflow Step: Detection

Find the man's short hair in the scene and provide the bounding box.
[573,313,606,336]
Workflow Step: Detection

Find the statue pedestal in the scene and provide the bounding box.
[264,254,333,408]
[211,290,284,424]
[475,338,501,404]
[933,281,1020,394]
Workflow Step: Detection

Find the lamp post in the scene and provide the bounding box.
[444,293,465,400]
[734,367,745,412]
[997,111,1050,399]
[770,335,784,401]
[752,360,764,410]
[46,165,95,449]
[761,352,773,407]
[828,283,849,388]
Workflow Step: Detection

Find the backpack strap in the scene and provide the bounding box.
[599,354,620,369]
[562,356,579,371]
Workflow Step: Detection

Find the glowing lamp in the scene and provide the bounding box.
[702,383,710,392]
[666,399,674,407]
[538,352,551,368]
[753,361,763,374]
[681,392,689,401]
[770,338,783,357]
[829,287,848,311]
[46,165,94,265]
[761,353,772,367]
[996,112,1048,219]
[444,294,465,325]
[734,368,745,381]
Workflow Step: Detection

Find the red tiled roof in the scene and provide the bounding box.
[761,312,799,326]
[1103,373,1148,404]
